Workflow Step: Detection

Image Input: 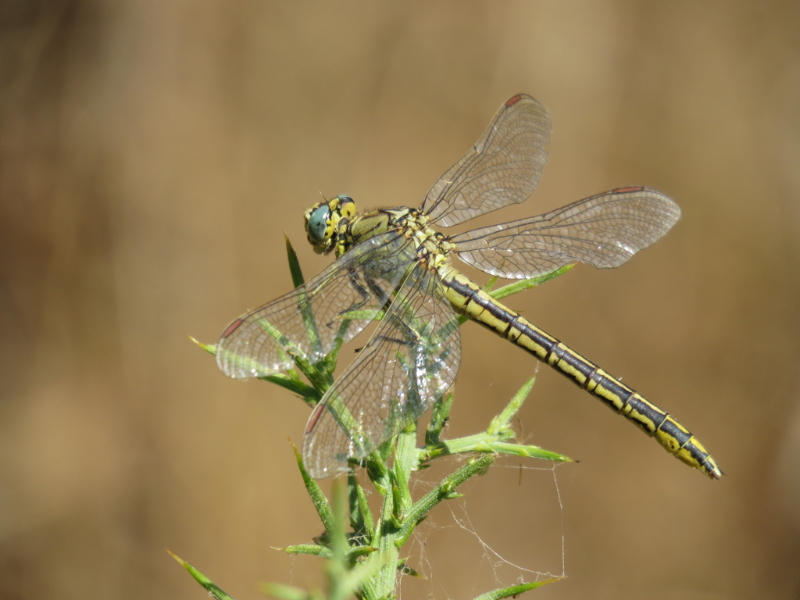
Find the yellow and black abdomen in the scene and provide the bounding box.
[442,270,723,480]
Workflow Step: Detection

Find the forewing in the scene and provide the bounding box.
[451,187,681,279]
[216,232,416,379]
[302,265,462,478]
[420,94,551,227]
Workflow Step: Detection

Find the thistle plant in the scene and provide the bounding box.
[178,239,573,600]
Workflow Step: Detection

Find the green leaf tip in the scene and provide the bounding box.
[282,544,330,557]
[489,373,537,433]
[189,335,217,356]
[490,442,573,462]
[290,440,337,535]
[472,577,563,600]
[285,235,306,288]
[488,264,575,302]
[167,550,238,600]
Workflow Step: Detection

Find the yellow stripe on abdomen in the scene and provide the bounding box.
[442,270,723,479]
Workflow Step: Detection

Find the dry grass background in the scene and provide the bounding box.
[1,1,799,599]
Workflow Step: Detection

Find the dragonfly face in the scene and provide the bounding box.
[304,195,356,254]
[217,94,722,480]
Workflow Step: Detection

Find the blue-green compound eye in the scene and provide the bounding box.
[307,205,331,243]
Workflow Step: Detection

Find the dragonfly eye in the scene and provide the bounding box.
[307,205,332,244]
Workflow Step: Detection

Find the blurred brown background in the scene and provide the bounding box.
[2,1,799,599]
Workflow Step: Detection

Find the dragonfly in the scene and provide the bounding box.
[216,94,723,480]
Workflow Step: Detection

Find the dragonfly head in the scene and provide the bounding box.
[304,195,356,254]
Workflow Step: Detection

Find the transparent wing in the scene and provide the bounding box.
[451,187,681,279]
[419,94,551,227]
[216,231,416,379]
[302,265,462,478]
